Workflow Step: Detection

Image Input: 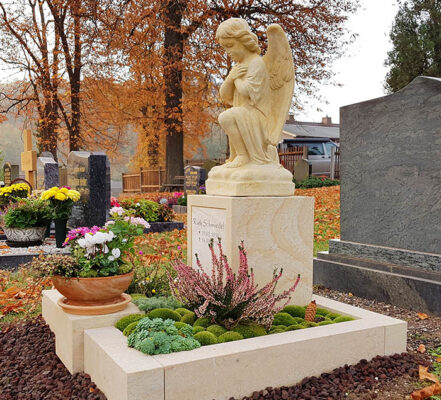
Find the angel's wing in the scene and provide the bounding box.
[262,24,295,146]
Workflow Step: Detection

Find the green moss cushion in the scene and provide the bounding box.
[206,325,227,337]
[194,331,218,346]
[147,308,181,322]
[217,331,244,343]
[123,321,141,336]
[315,307,330,316]
[115,314,145,332]
[273,312,296,326]
[282,305,306,318]
[232,323,267,338]
[269,328,286,334]
[193,317,212,328]
[174,322,193,331]
[192,326,205,334]
[301,321,318,328]
[180,312,196,325]
[285,324,306,331]
[333,316,355,323]
[175,308,193,317]
[318,320,335,326]
[327,312,341,320]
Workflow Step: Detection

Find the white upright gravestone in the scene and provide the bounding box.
[188,18,314,305]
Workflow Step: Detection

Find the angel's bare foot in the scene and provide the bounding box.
[225,157,234,163]
[226,155,249,168]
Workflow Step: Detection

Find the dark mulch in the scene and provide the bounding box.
[233,353,429,400]
[0,316,106,400]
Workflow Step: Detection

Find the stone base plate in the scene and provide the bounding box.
[83,295,407,400]
[57,293,131,315]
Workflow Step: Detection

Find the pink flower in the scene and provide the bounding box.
[111,196,120,207]
[139,250,143,255]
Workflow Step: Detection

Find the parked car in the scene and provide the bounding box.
[278,138,338,176]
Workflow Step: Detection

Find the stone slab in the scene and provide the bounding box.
[188,195,314,306]
[83,295,406,400]
[340,76,441,254]
[84,328,164,400]
[314,255,441,315]
[42,289,139,373]
[329,239,441,274]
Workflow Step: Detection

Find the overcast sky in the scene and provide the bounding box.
[297,0,400,123]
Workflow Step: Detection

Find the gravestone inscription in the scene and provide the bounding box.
[184,166,206,195]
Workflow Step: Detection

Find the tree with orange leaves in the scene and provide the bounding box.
[99,0,359,183]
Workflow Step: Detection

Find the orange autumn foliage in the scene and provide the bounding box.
[411,366,441,400]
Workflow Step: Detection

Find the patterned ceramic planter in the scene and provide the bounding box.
[4,226,46,244]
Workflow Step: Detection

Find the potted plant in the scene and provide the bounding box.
[43,214,148,315]
[41,186,80,248]
[1,198,51,246]
[0,182,30,208]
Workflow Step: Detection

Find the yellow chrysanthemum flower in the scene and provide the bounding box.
[60,187,69,194]
[67,190,80,202]
[54,192,66,201]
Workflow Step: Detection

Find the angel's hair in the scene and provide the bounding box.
[216,18,260,55]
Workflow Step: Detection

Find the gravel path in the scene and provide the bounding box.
[0,287,439,399]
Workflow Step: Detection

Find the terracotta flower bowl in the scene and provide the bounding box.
[52,271,134,315]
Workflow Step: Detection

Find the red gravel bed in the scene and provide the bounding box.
[0,316,106,400]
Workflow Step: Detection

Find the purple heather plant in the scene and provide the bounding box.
[167,239,301,329]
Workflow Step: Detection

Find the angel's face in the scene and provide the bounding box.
[219,38,247,62]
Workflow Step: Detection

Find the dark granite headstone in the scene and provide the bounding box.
[314,76,441,315]
[3,163,19,186]
[184,166,206,195]
[67,151,110,228]
[36,156,59,190]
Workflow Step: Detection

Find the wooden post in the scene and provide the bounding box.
[330,146,336,180]
[20,129,37,188]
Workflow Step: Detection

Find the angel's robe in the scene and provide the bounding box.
[220,56,278,164]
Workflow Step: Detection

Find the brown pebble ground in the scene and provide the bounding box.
[0,287,439,399]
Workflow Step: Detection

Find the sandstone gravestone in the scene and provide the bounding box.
[3,163,19,186]
[314,76,441,315]
[67,151,110,228]
[293,159,310,182]
[36,156,59,190]
[184,166,206,195]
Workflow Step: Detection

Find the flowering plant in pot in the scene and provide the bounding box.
[47,214,148,314]
[0,182,30,208]
[41,186,80,248]
[1,198,51,245]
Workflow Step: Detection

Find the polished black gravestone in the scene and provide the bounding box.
[314,77,441,315]
[184,166,206,195]
[36,156,59,190]
[67,151,110,228]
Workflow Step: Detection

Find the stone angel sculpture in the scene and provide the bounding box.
[206,18,295,197]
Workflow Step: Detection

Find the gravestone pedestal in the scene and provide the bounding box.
[188,195,314,306]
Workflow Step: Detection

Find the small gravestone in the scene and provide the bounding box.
[184,166,206,195]
[59,168,68,187]
[36,156,59,190]
[293,159,310,182]
[3,163,19,186]
[314,76,441,315]
[67,151,110,228]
